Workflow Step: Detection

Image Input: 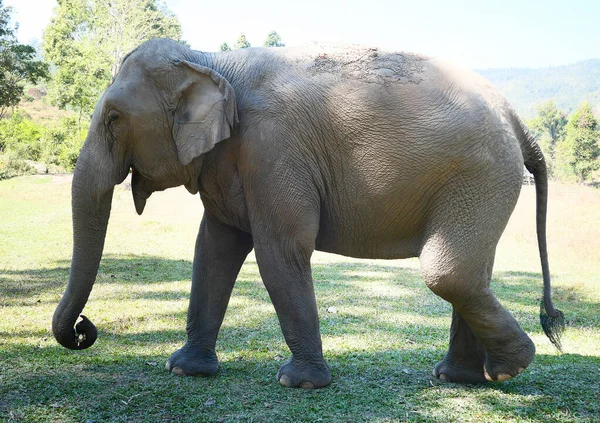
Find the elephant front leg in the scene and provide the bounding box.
[254,241,332,389]
[166,213,253,376]
[433,308,487,383]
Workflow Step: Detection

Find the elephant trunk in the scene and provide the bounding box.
[52,142,125,350]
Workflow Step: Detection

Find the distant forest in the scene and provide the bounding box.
[477,59,600,118]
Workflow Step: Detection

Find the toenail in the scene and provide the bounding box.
[171,366,186,376]
[299,381,315,389]
[518,367,525,374]
[483,365,493,382]
[165,360,171,371]
[497,373,511,381]
[279,374,293,387]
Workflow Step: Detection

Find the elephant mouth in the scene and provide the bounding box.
[131,166,189,215]
[131,167,150,215]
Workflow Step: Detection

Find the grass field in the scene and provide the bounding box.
[1,175,599,422]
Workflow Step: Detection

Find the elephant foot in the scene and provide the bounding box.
[165,344,218,377]
[483,335,535,382]
[433,358,487,383]
[276,356,331,389]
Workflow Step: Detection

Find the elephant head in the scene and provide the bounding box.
[52,39,237,350]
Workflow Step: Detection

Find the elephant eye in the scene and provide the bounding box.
[107,110,120,124]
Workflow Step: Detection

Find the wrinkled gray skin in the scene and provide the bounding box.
[53,38,563,388]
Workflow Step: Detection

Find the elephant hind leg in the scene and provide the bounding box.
[433,308,487,383]
[421,240,535,383]
[420,174,534,383]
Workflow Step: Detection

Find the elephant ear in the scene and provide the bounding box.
[172,61,238,166]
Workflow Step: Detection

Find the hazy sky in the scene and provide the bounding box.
[5,0,600,69]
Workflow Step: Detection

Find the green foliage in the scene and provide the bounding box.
[0,151,36,180]
[42,0,105,123]
[234,33,251,49]
[528,101,568,159]
[0,111,44,159]
[0,0,49,119]
[528,100,600,184]
[264,30,284,47]
[0,111,41,178]
[43,0,183,120]
[527,101,568,177]
[556,103,600,183]
[42,116,88,169]
[0,111,86,177]
[221,31,284,52]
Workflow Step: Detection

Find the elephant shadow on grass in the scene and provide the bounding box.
[1,255,596,332]
[0,255,192,307]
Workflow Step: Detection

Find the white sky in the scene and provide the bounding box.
[5,0,600,69]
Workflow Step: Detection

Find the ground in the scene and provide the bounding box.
[0,175,599,422]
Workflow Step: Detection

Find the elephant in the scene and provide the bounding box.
[52,38,564,388]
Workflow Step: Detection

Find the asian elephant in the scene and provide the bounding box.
[52,38,564,388]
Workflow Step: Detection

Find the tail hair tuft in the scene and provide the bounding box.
[540,300,565,352]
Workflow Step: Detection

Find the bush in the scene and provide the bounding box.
[0,112,86,176]
[0,111,44,160]
[0,151,37,180]
[40,117,86,170]
[555,103,600,183]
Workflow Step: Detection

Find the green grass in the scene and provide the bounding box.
[1,175,599,422]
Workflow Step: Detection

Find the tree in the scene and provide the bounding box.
[93,0,182,79]
[264,30,284,47]
[43,0,182,126]
[557,102,600,183]
[527,100,567,177]
[43,0,103,132]
[234,33,251,49]
[0,0,49,119]
[220,42,231,52]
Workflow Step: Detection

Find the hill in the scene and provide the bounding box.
[476,59,600,118]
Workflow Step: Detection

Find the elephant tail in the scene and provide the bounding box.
[512,114,565,351]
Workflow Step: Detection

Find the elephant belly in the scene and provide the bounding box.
[313,144,442,259]
[315,226,422,259]
[315,200,426,260]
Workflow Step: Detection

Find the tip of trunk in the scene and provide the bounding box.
[52,314,98,350]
